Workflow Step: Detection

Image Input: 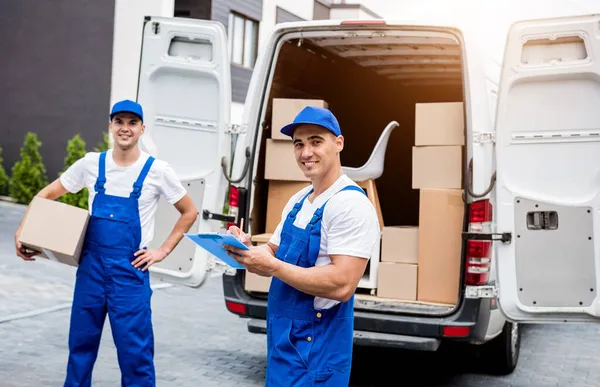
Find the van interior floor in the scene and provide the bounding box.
[249,28,466,316]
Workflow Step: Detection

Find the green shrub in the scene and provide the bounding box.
[58,134,88,209]
[94,132,110,152]
[9,132,48,204]
[0,147,9,196]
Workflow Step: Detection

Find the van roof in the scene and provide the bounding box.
[271,19,463,34]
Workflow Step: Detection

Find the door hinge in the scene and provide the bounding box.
[202,210,235,223]
[226,124,247,134]
[465,285,497,299]
[463,232,512,243]
[473,132,495,144]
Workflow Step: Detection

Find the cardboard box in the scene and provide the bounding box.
[381,226,418,264]
[245,272,272,293]
[415,102,465,146]
[417,189,464,305]
[266,181,311,233]
[377,262,417,300]
[272,98,328,140]
[18,196,90,267]
[251,233,273,245]
[265,139,310,182]
[412,146,462,189]
[244,233,274,292]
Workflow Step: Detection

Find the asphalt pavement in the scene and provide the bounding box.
[1,200,600,386]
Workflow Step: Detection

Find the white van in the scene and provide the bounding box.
[140,14,600,376]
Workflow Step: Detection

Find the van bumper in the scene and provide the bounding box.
[223,273,493,350]
[247,318,441,351]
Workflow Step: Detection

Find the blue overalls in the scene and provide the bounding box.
[64,151,156,387]
[266,185,365,386]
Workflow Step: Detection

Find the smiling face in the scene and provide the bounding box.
[292,124,344,181]
[109,112,145,151]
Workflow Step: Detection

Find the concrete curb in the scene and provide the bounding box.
[0,196,25,207]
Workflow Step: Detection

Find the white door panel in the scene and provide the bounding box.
[137,17,231,287]
[495,14,600,322]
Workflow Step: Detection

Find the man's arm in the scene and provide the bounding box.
[15,178,70,260]
[132,193,197,270]
[272,254,368,302]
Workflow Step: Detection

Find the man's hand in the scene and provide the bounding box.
[14,231,38,261]
[227,225,252,247]
[223,244,280,276]
[132,248,169,271]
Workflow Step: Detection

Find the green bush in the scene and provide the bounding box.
[9,132,48,204]
[0,147,9,196]
[58,134,88,209]
[94,132,110,152]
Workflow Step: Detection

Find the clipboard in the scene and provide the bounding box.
[184,233,248,269]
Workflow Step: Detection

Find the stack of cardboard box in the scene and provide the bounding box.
[377,227,419,300]
[376,102,465,305]
[412,102,465,305]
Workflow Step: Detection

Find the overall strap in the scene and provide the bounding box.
[308,184,366,227]
[130,156,155,199]
[340,185,367,196]
[94,152,107,193]
[288,187,313,219]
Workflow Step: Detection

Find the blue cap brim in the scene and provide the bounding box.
[110,110,143,122]
[280,120,330,137]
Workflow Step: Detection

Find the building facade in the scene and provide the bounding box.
[0,0,379,180]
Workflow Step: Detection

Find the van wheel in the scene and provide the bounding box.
[478,321,520,375]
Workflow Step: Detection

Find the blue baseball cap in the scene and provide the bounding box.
[110,99,144,122]
[280,106,342,138]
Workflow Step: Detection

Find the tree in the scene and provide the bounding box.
[58,134,88,209]
[9,133,48,204]
[0,147,8,196]
[94,131,111,152]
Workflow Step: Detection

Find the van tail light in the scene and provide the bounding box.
[465,200,493,286]
[226,185,240,230]
[225,300,247,315]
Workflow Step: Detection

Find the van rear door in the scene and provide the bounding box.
[495,14,600,322]
[136,17,232,288]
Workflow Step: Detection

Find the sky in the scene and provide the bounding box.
[348,0,600,62]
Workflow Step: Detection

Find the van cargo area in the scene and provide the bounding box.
[246,27,468,317]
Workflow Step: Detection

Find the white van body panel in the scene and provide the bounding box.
[136,17,232,288]
[494,14,600,322]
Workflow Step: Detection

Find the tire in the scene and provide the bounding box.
[478,321,521,375]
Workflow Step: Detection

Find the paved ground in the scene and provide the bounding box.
[2,200,600,386]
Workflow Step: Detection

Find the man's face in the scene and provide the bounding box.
[292,124,344,180]
[109,112,144,151]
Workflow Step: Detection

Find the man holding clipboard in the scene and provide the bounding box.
[223,107,380,386]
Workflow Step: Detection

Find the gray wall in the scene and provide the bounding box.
[175,0,211,19]
[212,0,263,103]
[313,0,331,20]
[276,6,305,23]
[0,0,115,182]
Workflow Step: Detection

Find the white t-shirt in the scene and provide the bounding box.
[269,174,381,309]
[60,149,187,249]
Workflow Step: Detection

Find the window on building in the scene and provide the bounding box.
[174,9,191,17]
[228,12,259,69]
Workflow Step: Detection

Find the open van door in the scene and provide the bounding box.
[495,14,600,322]
[136,17,232,288]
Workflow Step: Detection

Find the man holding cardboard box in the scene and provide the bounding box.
[224,106,380,386]
[14,100,198,387]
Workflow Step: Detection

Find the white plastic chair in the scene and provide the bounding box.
[342,121,399,182]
